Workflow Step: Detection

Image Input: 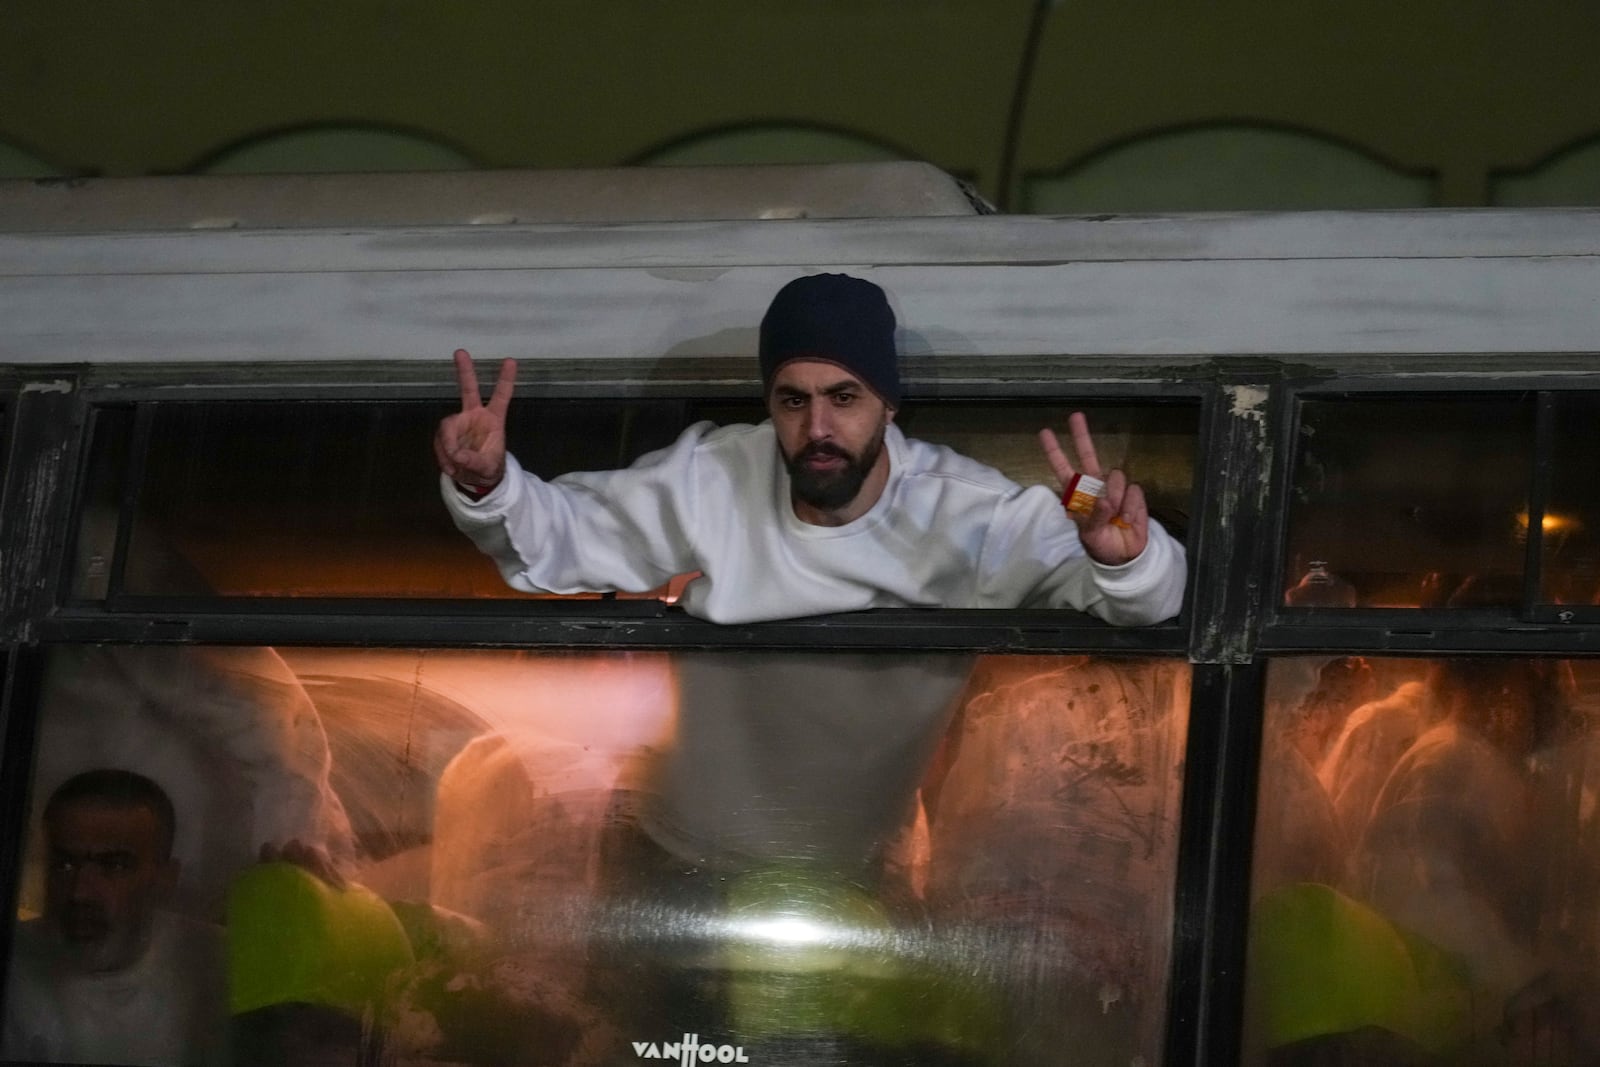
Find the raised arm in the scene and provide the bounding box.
[1037,412,1149,566]
[434,348,517,494]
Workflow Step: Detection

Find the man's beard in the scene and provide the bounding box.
[783,429,886,512]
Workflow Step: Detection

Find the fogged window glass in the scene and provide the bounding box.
[4,646,1189,1066]
[1543,395,1600,607]
[1284,397,1534,609]
[82,398,1192,601]
[1245,655,1599,1065]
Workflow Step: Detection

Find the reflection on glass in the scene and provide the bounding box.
[4,647,1189,1066]
[1246,656,1600,1065]
[1282,561,1358,608]
[1543,395,1600,607]
[1284,397,1534,609]
[69,406,135,601]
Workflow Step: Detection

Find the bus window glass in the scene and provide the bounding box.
[1244,655,1600,1064]
[69,406,135,601]
[114,400,687,599]
[897,402,1197,542]
[1283,398,1534,609]
[94,398,1194,603]
[4,646,1189,1066]
[1543,394,1600,607]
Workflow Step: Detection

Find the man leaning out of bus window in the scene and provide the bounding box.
[434,272,1186,626]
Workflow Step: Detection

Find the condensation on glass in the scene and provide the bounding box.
[1243,655,1600,1065]
[1283,397,1535,609]
[2,645,1189,1066]
[68,399,1197,601]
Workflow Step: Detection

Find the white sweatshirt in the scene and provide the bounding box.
[443,421,1185,626]
[2,912,228,1066]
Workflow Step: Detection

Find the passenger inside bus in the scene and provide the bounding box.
[1,770,228,1066]
[1250,657,1597,1065]
[1352,661,1555,1008]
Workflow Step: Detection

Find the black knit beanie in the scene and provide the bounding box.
[758,273,901,407]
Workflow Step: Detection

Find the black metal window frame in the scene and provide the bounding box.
[5,359,1600,1067]
[29,370,1205,654]
[1258,373,1600,656]
[1168,368,1600,1067]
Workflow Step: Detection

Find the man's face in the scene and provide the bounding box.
[44,800,176,972]
[767,361,894,515]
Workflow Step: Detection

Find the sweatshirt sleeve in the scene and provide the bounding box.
[976,484,1187,625]
[441,423,711,595]
[1077,521,1188,626]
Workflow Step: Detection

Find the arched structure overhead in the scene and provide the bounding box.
[0,0,1596,210]
[1492,137,1600,207]
[1024,126,1433,215]
[0,0,1035,196]
[635,125,907,170]
[197,127,477,175]
[0,140,61,180]
[1012,0,1600,209]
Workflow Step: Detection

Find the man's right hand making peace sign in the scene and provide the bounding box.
[433,349,517,496]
